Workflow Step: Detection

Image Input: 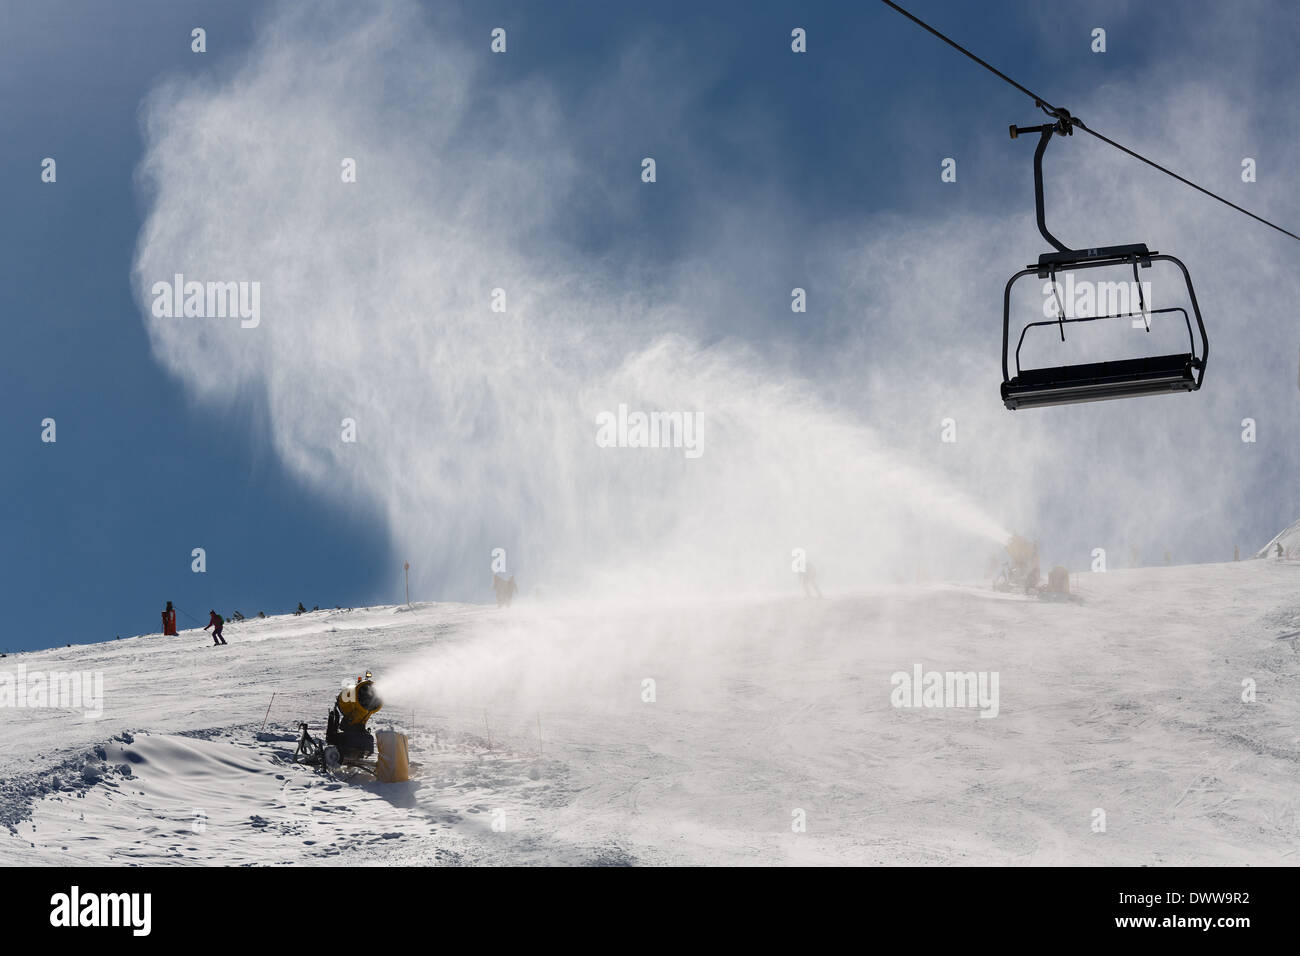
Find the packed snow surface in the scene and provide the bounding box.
[3,560,1300,866]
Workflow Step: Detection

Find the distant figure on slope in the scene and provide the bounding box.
[799,562,823,599]
[1277,542,1285,560]
[204,610,227,645]
[161,601,178,636]
[296,602,307,615]
[493,573,517,608]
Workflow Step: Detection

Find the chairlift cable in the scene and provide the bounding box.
[173,605,203,626]
[878,0,1057,110]
[1069,120,1300,242]
[879,0,1300,243]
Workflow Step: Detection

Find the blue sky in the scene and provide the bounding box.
[4,0,1300,651]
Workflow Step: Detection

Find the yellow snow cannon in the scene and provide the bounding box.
[325,672,384,762]
[993,533,1041,592]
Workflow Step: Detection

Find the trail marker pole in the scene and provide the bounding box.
[404,561,410,607]
[260,693,276,732]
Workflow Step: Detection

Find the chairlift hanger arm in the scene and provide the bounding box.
[1009,119,1159,270]
[1009,121,1070,254]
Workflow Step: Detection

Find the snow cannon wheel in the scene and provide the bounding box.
[323,745,341,770]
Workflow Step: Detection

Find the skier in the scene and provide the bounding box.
[296,602,307,615]
[203,610,227,645]
[161,601,178,636]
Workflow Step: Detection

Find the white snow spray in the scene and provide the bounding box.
[132,0,1009,604]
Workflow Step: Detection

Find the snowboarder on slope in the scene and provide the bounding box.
[204,610,227,645]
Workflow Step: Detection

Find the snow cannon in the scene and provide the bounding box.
[1004,534,1038,572]
[326,673,383,760]
[993,534,1041,592]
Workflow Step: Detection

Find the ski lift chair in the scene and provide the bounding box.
[1000,115,1208,410]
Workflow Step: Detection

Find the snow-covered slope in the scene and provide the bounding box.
[3,561,1299,866]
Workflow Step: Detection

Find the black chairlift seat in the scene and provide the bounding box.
[999,116,1208,410]
[1003,351,1199,409]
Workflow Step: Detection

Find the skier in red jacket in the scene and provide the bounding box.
[203,610,227,645]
